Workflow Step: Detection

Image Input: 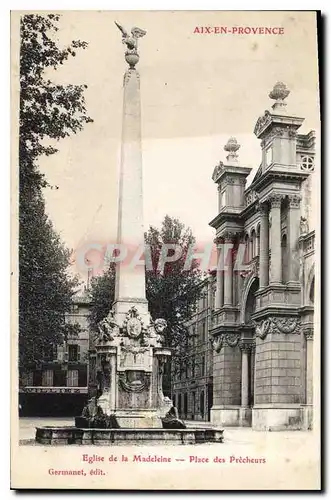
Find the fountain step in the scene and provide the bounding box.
[35,426,224,445]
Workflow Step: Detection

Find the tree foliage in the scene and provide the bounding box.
[88,265,116,334]
[20,13,92,194]
[19,14,92,371]
[145,215,203,350]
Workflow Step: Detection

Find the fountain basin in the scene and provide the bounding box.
[35,426,224,445]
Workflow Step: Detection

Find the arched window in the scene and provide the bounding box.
[251,230,256,258]
[244,278,259,324]
[281,234,288,283]
[200,391,205,419]
[184,393,188,419]
[256,225,260,256]
[178,393,182,416]
[172,394,176,408]
[244,234,250,263]
[309,277,315,304]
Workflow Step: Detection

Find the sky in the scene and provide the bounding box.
[23,10,320,279]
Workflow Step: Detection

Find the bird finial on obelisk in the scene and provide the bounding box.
[115,21,147,69]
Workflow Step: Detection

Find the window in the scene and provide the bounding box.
[251,230,256,258]
[192,326,196,347]
[184,393,188,418]
[300,155,314,172]
[191,391,196,419]
[256,226,261,256]
[68,344,79,362]
[203,292,207,309]
[202,321,207,342]
[244,234,250,263]
[281,234,288,284]
[309,277,315,304]
[23,371,33,386]
[178,394,182,415]
[221,190,226,207]
[191,356,196,378]
[200,391,205,418]
[33,370,42,386]
[201,355,206,376]
[179,362,184,380]
[184,361,188,380]
[42,370,53,387]
[265,146,272,166]
[67,369,79,387]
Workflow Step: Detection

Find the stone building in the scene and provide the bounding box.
[171,277,215,421]
[19,290,91,416]
[171,82,316,431]
[209,82,316,431]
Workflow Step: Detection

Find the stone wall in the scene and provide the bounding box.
[213,345,241,406]
[254,333,305,405]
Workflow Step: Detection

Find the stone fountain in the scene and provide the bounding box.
[35,22,223,445]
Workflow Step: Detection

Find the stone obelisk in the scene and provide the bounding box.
[92,23,171,429]
[113,24,149,327]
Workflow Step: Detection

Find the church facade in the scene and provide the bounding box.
[172,82,316,431]
[209,82,316,431]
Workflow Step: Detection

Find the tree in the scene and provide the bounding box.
[87,216,203,394]
[19,14,93,371]
[19,14,92,195]
[88,265,116,334]
[145,215,202,350]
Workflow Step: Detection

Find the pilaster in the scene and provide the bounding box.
[223,232,234,306]
[215,239,224,309]
[259,202,269,288]
[269,194,282,284]
[210,333,241,427]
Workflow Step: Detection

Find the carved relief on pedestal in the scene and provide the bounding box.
[118,345,152,371]
[123,306,145,339]
[96,352,114,397]
[95,310,120,344]
[118,371,151,393]
[144,318,167,347]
